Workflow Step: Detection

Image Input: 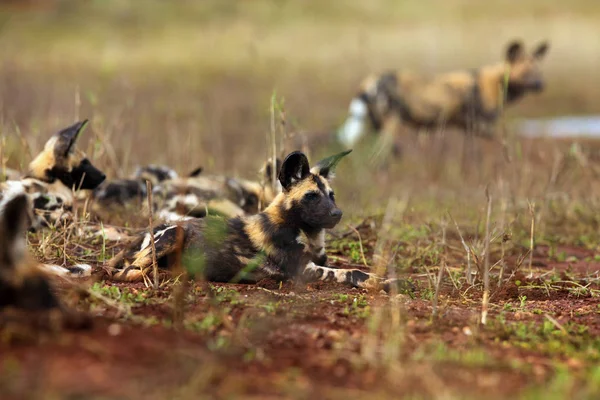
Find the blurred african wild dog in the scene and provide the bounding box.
[91,164,200,218]
[0,193,91,330]
[107,149,407,291]
[151,157,282,222]
[0,120,106,231]
[338,39,550,150]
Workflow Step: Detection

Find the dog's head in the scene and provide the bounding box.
[504,40,550,94]
[278,149,351,231]
[28,120,106,190]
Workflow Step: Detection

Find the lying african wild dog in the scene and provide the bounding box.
[0,120,106,231]
[152,158,282,222]
[337,39,550,148]
[0,193,91,329]
[91,163,202,214]
[107,150,405,291]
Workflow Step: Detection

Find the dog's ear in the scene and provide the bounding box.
[310,149,352,181]
[265,159,282,180]
[506,40,525,64]
[278,151,310,191]
[188,167,203,177]
[533,41,549,60]
[55,120,89,157]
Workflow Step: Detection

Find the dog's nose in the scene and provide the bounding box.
[330,209,343,219]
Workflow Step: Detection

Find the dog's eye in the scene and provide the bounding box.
[329,192,335,201]
[246,194,258,206]
[304,192,320,201]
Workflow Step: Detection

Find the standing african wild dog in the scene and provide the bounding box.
[337,39,550,148]
[0,120,106,231]
[0,192,91,329]
[107,150,402,290]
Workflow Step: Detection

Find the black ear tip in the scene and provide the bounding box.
[76,119,89,131]
[189,167,203,177]
[279,151,310,185]
[507,40,523,50]
[282,150,307,162]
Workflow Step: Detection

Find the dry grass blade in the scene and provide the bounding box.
[146,179,159,290]
[348,223,369,267]
[481,186,492,325]
[527,200,536,278]
[432,218,448,319]
[448,212,473,285]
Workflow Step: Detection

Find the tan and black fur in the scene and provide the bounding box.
[152,158,282,222]
[107,150,402,291]
[0,193,90,329]
[91,164,201,216]
[337,40,550,148]
[0,120,106,230]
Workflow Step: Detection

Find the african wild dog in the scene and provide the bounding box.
[152,158,282,222]
[91,164,202,215]
[337,39,550,148]
[0,120,106,231]
[107,150,405,291]
[0,192,91,328]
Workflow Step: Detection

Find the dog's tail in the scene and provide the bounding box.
[337,90,373,148]
[337,73,397,148]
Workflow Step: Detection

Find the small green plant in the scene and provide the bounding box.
[519,295,527,310]
[343,295,370,318]
[90,282,149,305]
[348,241,362,263]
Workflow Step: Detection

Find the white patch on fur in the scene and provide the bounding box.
[39,263,92,278]
[0,181,26,205]
[140,233,152,251]
[304,262,348,283]
[154,225,177,241]
[72,263,92,276]
[337,98,368,147]
[158,209,194,223]
[140,225,177,252]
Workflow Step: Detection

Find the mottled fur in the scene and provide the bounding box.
[91,164,193,213]
[0,120,106,230]
[152,159,282,222]
[107,150,407,292]
[338,40,550,147]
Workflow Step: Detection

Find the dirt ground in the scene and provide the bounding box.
[2,214,600,400]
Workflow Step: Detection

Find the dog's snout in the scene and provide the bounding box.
[330,209,343,219]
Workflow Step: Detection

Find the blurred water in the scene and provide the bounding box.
[519,116,600,138]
